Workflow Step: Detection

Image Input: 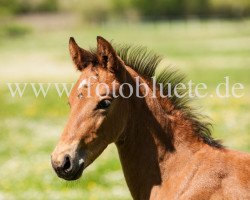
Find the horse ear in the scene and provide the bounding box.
[96,36,119,72]
[69,37,94,71]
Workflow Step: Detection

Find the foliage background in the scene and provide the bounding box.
[0,0,249,199]
[1,0,250,18]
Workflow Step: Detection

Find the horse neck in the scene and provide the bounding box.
[115,67,205,199]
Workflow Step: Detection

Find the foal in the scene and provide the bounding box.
[51,36,250,200]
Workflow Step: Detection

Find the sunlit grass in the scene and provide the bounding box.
[0,19,249,199]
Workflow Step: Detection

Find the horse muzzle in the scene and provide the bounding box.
[51,145,85,181]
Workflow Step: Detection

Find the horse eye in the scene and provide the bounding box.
[97,99,111,109]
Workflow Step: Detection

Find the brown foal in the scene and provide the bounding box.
[51,36,250,200]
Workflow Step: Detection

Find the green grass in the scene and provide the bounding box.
[0,18,250,199]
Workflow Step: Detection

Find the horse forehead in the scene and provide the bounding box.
[77,78,91,90]
[77,76,98,90]
[76,68,115,91]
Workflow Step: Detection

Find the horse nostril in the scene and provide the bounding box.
[62,155,72,172]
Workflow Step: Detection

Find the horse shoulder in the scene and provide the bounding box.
[154,146,250,200]
[221,149,250,199]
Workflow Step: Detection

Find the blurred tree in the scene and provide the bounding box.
[0,0,58,15]
[35,0,58,13]
[0,0,21,15]
[131,0,211,19]
[1,0,250,19]
[115,0,250,19]
[112,0,139,21]
[209,0,250,18]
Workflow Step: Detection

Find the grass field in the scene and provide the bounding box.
[0,17,250,199]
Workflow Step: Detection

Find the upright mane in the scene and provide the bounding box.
[92,44,223,148]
